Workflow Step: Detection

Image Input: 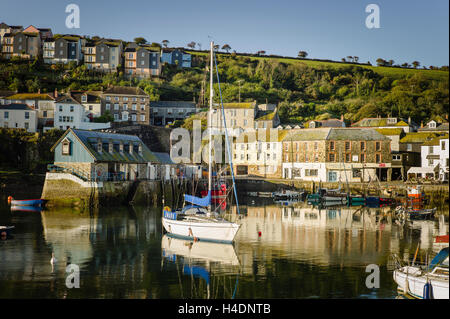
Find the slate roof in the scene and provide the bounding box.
[422,134,449,146]
[103,86,147,96]
[6,93,55,101]
[352,117,418,128]
[284,128,332,142]
[153,152,175,165]
[327,128,389,141]
[70,91,101,104]
[375,128,404,136]
[217,102,257,109]
[237,129,293,143]
[0,103,34,111]
[150,101,196,108]
[51,128,158,163]
[399,132,438,143]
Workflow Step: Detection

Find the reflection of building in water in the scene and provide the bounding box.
[234,204,396,272]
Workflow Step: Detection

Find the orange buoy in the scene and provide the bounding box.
[7,196,13,205]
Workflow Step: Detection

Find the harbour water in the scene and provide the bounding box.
[0,197,448,299]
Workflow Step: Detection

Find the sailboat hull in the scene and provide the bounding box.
[162,217,240,244]
[393,266,449,299]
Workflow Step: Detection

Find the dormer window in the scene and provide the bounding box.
[387,118,397,124]
[429,121,436,128]
[81,95,87,103]
[97,139,102,153]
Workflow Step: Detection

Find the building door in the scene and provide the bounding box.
[328,171,337,182]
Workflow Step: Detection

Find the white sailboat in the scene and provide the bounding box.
[393,247,449,299]
[162,41,241,243]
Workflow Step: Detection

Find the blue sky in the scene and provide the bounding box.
[1,0,448,67]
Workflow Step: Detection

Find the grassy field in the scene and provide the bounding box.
[187,50,449,81]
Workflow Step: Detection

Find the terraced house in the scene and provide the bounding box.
[233,129,291,178]
[1,25,51,59]
[5,92,56,129]
[161,48,191,68]
[84,39,123,72]
[44,35,84,65]
[101,86,150,124]
[0,23,23,55]
[282,128,392,182]
[0,103,38,132]
[124,43,161,78]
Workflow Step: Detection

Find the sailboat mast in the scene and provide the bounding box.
[208,41,214,213]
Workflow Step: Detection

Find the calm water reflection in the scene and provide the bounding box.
[0,198,448,299]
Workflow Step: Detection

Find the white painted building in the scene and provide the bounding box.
[0,103,38,132]
[420,135,449,182]
[54,94,110,131]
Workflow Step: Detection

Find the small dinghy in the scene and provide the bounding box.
[10,199,44,207]
[408,208,436,220]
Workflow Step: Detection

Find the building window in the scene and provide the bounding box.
[429,146,434,154]
[360,153,366,163]
[330,141,335,151]
[305,169,318,177]
[345,141,351,151]
[25,112,29,119]
[114,114,119,121]
[442,141,446,151]
[132,104,137,111]
[407,144,412,151]
[62,140,71,155]
[70,106,74,112]
[376,153,381,163]
[360,141,366,151]
[376,141,381,151]
[24,122,29,129]
[97,141,102,152]
[81,95,87,103]
[123,104,128,110]
[4,112,8,119]
[392,154,401,161]
[106,103,110,110]
[89,105,93,111]
[114,104,119,110]
[59,105,63,112]
[140,114,145,122]
[314,142,318,150]
[345,153,351,163]
[106,96,111,101]
[329,153,335,162]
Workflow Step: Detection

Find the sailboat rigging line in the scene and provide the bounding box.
[213,49,241,216]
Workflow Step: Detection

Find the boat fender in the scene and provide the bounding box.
[7,196,13,205]
[423,281,433,299]
[258,231,262,237]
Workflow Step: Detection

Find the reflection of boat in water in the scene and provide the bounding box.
[393,247,449,299]
[272,190,306,201]
[161,235,239,266]
[161,235,240,299]
[10,205,43,213]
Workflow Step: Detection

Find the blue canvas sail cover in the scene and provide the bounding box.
[428,247,449,271]
[183,265,210,285]
[184,191,211,207]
